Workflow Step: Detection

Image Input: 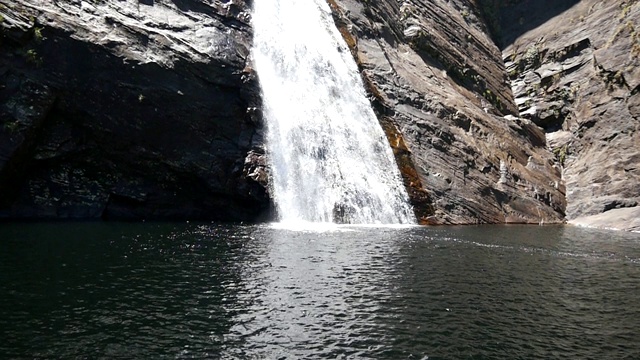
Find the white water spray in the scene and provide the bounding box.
[252,0,415,224]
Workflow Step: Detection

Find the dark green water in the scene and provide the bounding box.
[1,223,639,359]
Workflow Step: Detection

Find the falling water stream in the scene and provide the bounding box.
[252,0,415,224]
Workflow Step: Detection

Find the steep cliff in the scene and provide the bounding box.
[330,0,566,224]
[2,0,635,228]
[0,0,269,220]
[500,0,640,232]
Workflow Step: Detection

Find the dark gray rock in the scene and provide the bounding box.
[0,0,269,221]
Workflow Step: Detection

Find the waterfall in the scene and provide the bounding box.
[252,0,415,225]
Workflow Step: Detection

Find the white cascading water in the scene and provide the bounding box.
[252,0,415,225]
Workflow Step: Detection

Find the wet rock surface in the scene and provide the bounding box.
[330,0,566,224]
[0,0,269,220]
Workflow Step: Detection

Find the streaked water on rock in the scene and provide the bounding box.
[1,223,640,358]
[252,0,414,224]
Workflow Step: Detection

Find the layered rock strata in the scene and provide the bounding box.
[330,0,566,224]
[501,0,640,231]
[4,0,633,228]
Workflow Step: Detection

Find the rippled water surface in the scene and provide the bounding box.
[1,223,640,359]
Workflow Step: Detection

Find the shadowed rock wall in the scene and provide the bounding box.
[0,0,269,220]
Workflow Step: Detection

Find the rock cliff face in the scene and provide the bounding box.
[330,0,565,224]
[0,0,269,220]
[499,0,639,231]
[1,0,636,229]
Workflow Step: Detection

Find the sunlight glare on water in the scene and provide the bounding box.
[2,223,640,359]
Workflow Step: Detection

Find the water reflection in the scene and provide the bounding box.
[0,223,639,359]
[221,225,414,358]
